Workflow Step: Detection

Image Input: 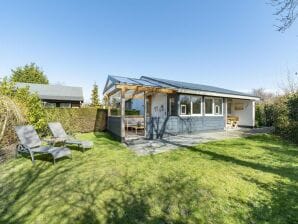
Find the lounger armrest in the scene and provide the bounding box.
[16,144,31,154]
[43,138,66,146]
[67,134,77,140]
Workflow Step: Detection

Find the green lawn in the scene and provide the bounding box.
[0,133,297,224]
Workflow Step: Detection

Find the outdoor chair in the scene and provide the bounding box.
[15,125,72,164]
[125,117,145,134]
[48,122,93,152]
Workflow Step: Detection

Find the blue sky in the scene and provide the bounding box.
[0,0,297,102]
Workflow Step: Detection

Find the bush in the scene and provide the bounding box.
[264,103,274,126]
[255,104,265,127]
[111,109,140,116]
[256,92,298,143]
[272,93,298,144]
[0,78,47,133]
[255,103,274,127]
[287,93,298,121]
[45,108,107,134]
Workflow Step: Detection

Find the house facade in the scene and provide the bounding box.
[103,75,259,141]
[15,83,84,108]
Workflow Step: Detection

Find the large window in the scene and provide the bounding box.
[204,97,223,116]
[180,95,202,115]
[44,102,56,108]
[214,98,223,115]
[110,91,121,116]
[169,97,176,116]
[60,102,71,108]
[180,95,191,115]
[192,96,202,115]
[205,98,213,115]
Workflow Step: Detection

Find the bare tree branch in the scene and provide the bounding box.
[271,0,298,32]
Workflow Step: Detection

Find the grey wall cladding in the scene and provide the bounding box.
[146,116,225,139]
[107,116,121,138]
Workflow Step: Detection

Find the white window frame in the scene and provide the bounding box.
[204,97,214,116]
[180,104,187,115]
[204,97,224,116]
[191,96,202,116]
[214,98,223,115]
[179,95,203,116]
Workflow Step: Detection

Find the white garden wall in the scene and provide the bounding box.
[231,99,255,127]
[151,93,167,118]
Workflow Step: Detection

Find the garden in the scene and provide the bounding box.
[0,133,297,223]
[0,65,297,223]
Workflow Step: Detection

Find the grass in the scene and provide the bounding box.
[0,133,297,224]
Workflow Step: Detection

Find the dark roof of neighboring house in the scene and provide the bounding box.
[105,75,257,98]
[15,83,84,101]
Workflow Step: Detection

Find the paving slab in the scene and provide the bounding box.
[126,127,273,156]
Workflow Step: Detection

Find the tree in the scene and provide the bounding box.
[10,63,49,84]
[271,0,298,32]
[0,80,47,134]
[251,88,275,101]
[90,82,100,107]
[279,72,298,94]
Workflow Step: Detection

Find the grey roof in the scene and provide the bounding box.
[141,76,257,98]
[15,83,84,101]
[104,75,258,98]
[109,75,171,88]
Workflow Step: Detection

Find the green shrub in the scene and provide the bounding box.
[110,109,140,116]
[125,109,140,115]
[272,94,298,144]
[287,93,298,121]
[256,92,298,143]
[0,79,47,134]
[255,104,265,127]
[45,108,107,134]
[255,103,274,127]
[264,103,274,126]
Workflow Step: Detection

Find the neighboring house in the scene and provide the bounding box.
[15,83,84,108]
[103,75,260,141]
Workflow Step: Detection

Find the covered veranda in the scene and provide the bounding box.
[103,77,175,142]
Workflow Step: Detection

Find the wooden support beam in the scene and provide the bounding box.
[107,95,111,117]
[120,88,126,142]
[115,84,176,94]
[144,91,147,138]
[224,98,228,129]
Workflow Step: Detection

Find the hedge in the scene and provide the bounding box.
[110,109,140,116]
[45,108,107,134]
[256,92,298,144]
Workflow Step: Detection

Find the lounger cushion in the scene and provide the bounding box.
[15,126,42,148]
[48,122,93,149]
[30,146,52,153]
[49,147,72,159]
[48,122,68,139]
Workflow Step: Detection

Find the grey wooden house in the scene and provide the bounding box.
[103,75,259,141]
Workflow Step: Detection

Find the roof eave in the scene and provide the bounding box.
[177,88,260,100]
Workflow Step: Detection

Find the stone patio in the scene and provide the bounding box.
[126,127,273,156]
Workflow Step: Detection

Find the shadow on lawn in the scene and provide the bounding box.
[161,136,298,182]
[57,170,213,223]
[240,176,298,224]
[0,161,214,223]
[160,134,298,224]
[103,171,213,224]
[0,160,84,224]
